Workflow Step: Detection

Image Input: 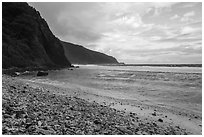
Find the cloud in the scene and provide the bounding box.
[181,11,195,22]
[183,11,195,17]
[30,2,106,45]
[179,2,199,8]
[116,43,202,63]
[142,21,201,43]
[181,26,196,34]
[170,14,179,20]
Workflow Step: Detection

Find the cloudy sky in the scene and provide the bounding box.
[29,2,202,64]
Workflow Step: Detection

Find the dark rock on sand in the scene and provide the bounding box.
[37,71,48,76]
[158,118,163,122]
[152,112,157,116]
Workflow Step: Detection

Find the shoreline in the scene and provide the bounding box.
[2,74,193,135]
[2,65,75,76]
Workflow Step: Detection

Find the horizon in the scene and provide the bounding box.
[29,2,202,64]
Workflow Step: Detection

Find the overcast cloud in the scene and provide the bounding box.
[29,2,202,64]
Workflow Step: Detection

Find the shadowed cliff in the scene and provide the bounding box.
[2,2,71,69]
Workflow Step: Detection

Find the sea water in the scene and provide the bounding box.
[77,65,202,74]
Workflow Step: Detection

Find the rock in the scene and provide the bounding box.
[142,131,149,135]
[152,112,156,116]
[53,125,60,130]
[25,123,33,129]
[10,85,16,89]
[14,72,21,76]
[93,119,101,125]
[15,110,26,119]
[70,107,74,111]
[158,118,163,122]
[137,131,142,135]
[76,130,83,135]
[36,128,55,135]
[27,125,37,132]
[152,122,157,126]
[38,121,42,127]
[115,125,133,134]
[94,126,101,132]
[37,71,48,76]
[22,71,30,75]
[4,114,12,118]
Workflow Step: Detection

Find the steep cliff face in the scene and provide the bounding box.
[61,41,119,64]
[2,2,71,69]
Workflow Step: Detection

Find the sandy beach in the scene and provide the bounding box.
[2,65,202,135]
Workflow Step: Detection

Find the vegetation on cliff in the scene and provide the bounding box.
[62,41,118,64]
[2,2,71,69]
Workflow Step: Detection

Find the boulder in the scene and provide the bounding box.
[22,71,30,75]
[37,71,48,76]
[14,72,21,76]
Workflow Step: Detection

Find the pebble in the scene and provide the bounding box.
[152,112,156,116]
[158,119,163,122]
[38,121,42,126]
[36,128,55,135]
[4,114,11,118]
[93,119,101,125]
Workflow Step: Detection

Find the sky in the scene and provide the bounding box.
[29,2,202,64]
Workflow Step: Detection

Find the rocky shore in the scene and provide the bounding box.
[2,75,189,135]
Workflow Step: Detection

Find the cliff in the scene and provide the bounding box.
[2,2,71,69]
[61,41,119,64]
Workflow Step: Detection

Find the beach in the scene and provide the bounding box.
[2,65,202,135]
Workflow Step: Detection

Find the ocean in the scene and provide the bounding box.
[76,65,202,73]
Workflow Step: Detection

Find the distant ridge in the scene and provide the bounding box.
[61,41,119,65]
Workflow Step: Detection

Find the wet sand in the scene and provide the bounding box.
[18,65,202,134]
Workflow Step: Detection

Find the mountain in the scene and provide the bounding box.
[61,41,119,64]
[2,2,71,69]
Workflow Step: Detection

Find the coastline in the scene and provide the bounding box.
[2,74,192,135]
